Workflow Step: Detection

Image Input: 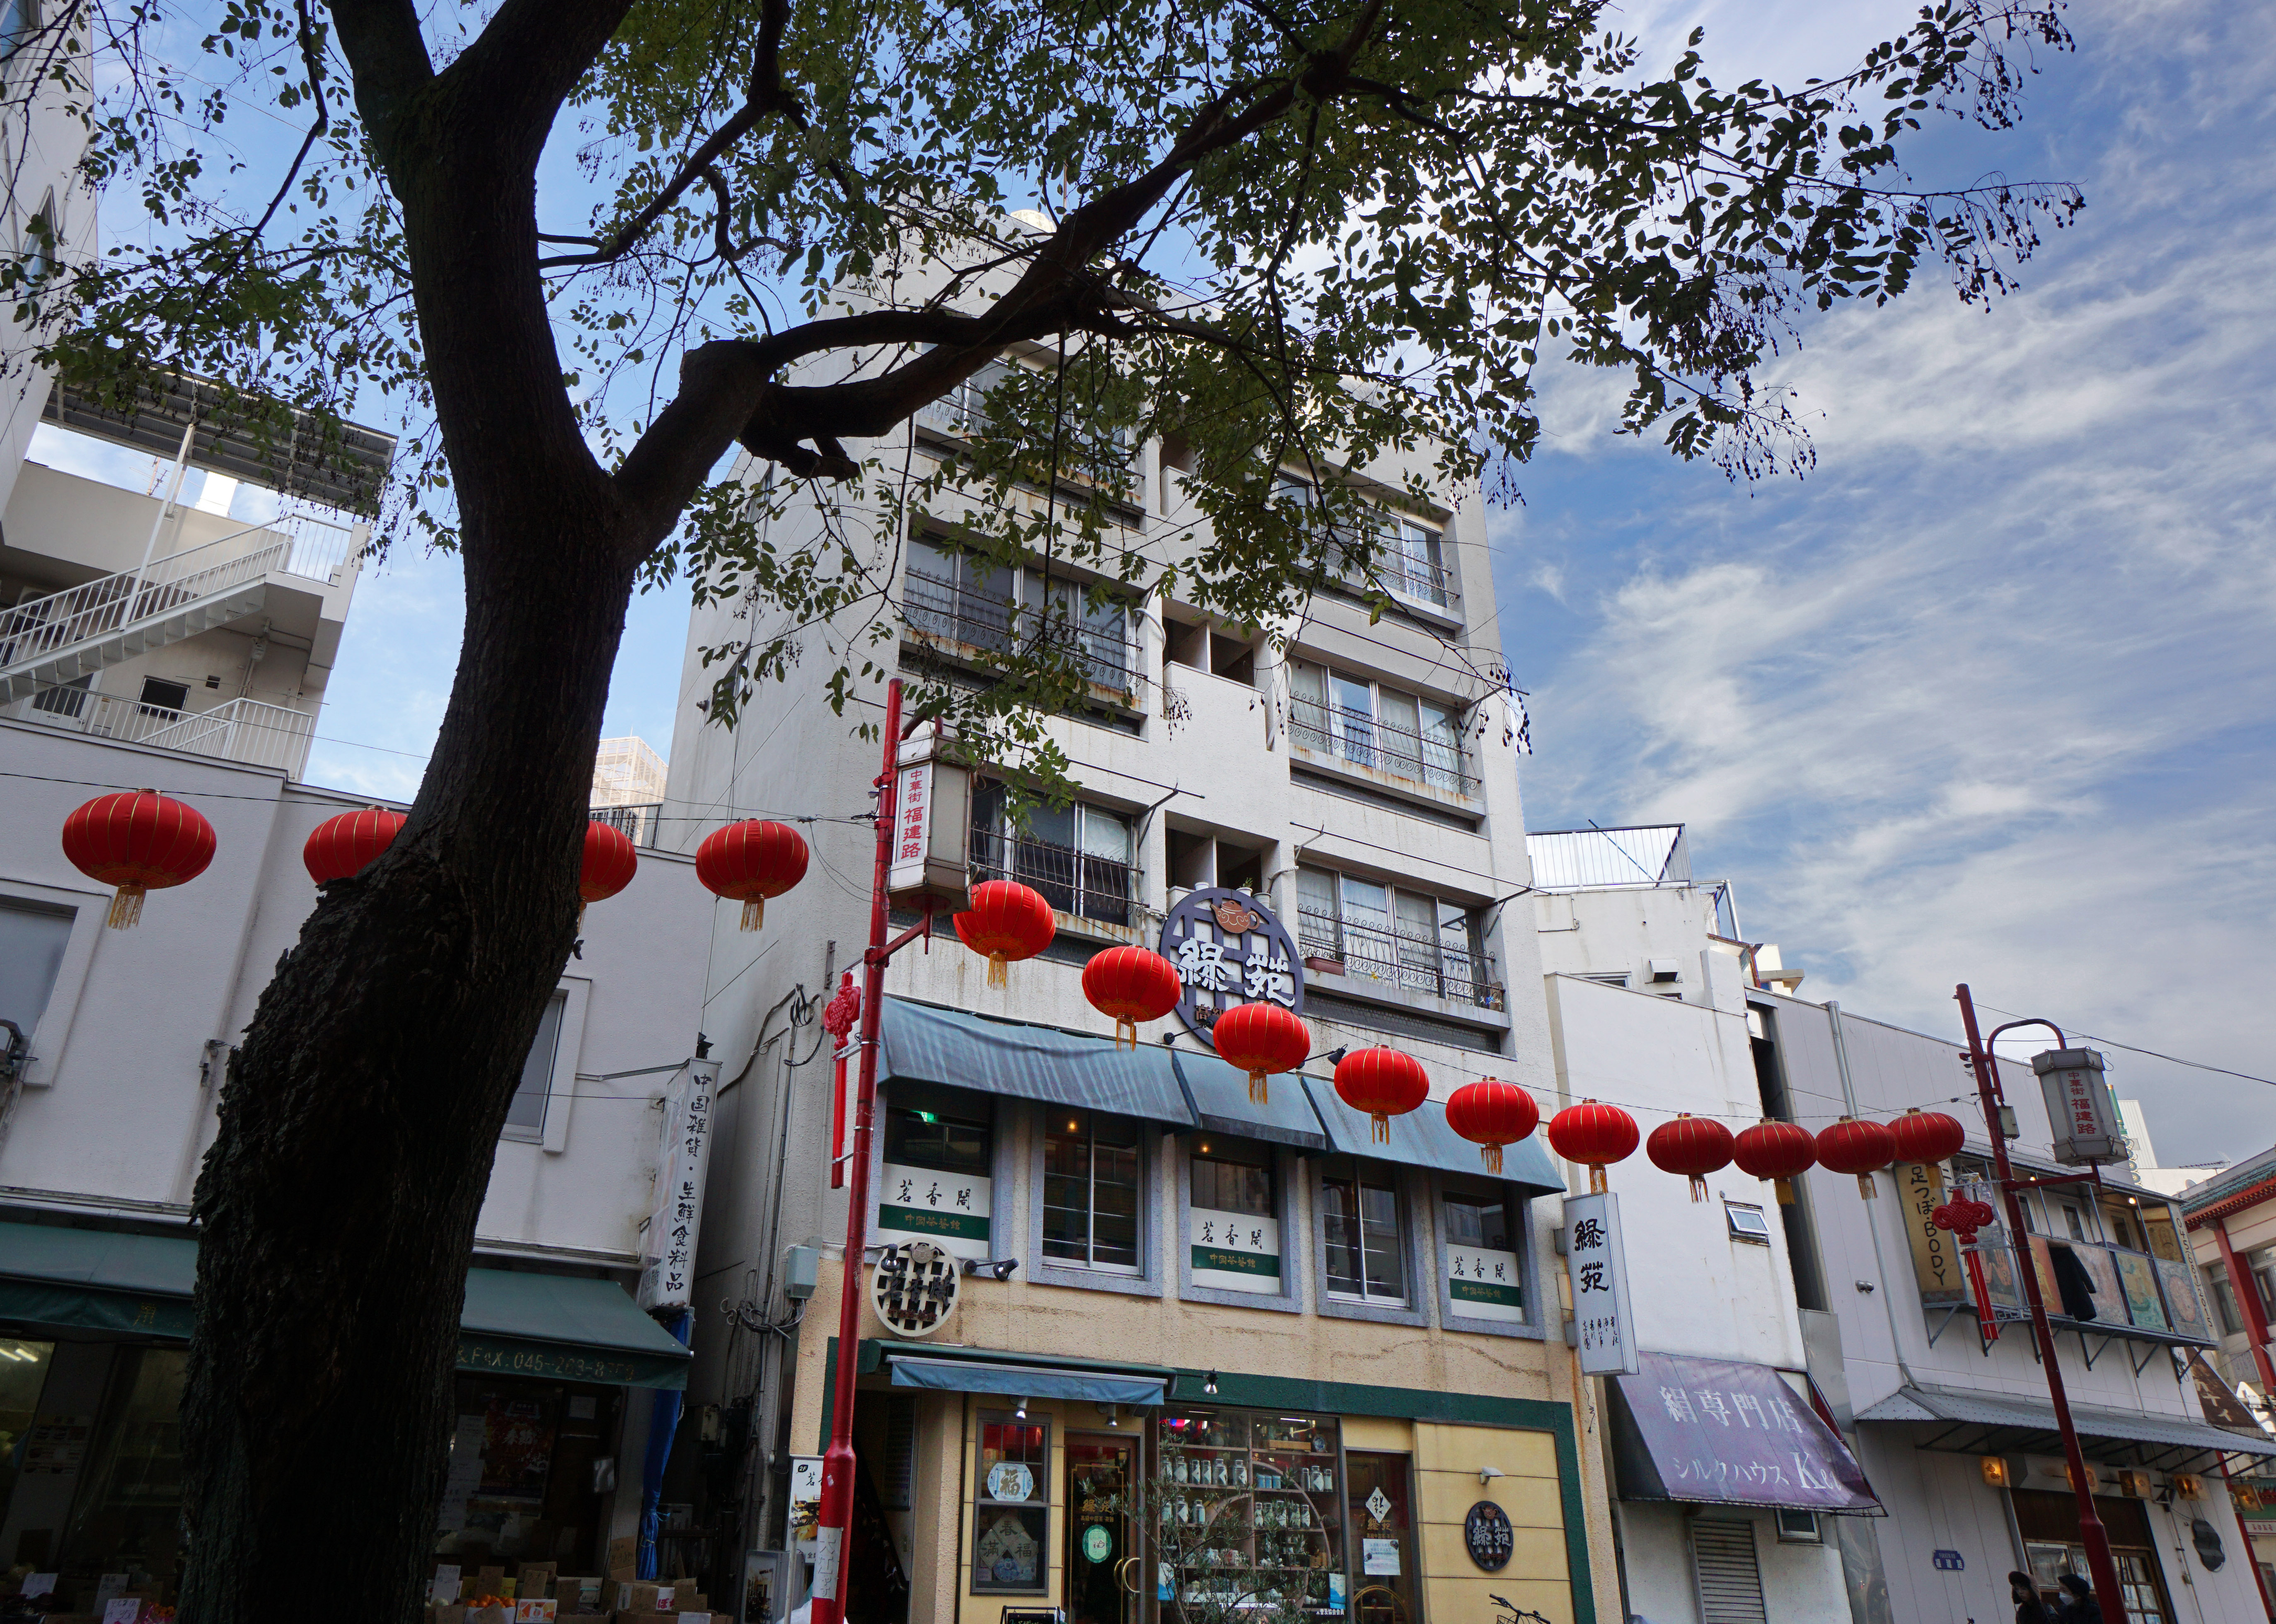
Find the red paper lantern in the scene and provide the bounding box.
[581,820,639,915]
[1816,1116,1898,1200]
[1213,1001,1310,1106]
[1732,1119,1816,1205]
[303,807,406,885]
[61,789,216,928]
[1082,946,1183,1050]
[1445,1077,1539,1175]
[1889,1107,1967,1166]
[696,818,810,930]
[1333,1047,1428,1142]
[952,879,1056,987]
[1548,1099,1639,1193]
[1647,1113,1737,1203]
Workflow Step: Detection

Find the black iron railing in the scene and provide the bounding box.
[906,568,1132,692]
[1287,697,1478,796]
[969,829,1139,927]
[591,803,663,847]
[1298,905,1495,1008]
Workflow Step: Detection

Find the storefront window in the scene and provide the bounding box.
[1347,1451,1418,1624]
[435,1375,622,1570]
[974,1412,1050,1593]
[1154,1411,1344,1619]
[1046,1108,1142,1273]
[58,1348,186,1590]
[1321,1169,1405,1305]
[0,1338,54,1539]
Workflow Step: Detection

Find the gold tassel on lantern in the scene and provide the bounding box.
[987,951,1008,989]
[1689,1175,1709,1203]
[1248,1070,1270,1107]
[106,885,146,929]
[1371,1112,1391,1145]
[1114,1018,1137,1051]
[1857,1172,1877,1199]
[1587,1164,1608,1195]
[1775,1177,1797,1206]
[1481,1144,1504,1176]
[741,896,765,931]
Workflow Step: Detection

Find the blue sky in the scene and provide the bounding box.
[34,0,2269,1166]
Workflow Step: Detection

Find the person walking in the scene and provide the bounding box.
[2010,1571,2053,1624]
[2054,1573,2104,1624]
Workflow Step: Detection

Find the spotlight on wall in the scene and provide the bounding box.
[1203,1370,1219,1397]
[962,1256,1021,1280]
[1479,1467,1506,1487]
[1097,1402,1120,1428]
[1015,1396,1030,1420]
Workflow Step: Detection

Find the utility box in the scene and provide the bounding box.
[886,723,971,915]
[2034,1048,2124,1164]
[782,1244,819,1301]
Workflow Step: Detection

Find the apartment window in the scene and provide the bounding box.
[1189,1138,1283,1296]
[1296,864,1486,1006]
[2061,1204,2085,1241]
[0,0,34,61]
[967,781,1136,927]
[501,991,567,1142]
[884,1084,994,1178]
[906,534,1131,692]
[1726,1202,1774,1245]
[137,676,190,717]
[2206,1268,2244,1338]
[1284,658,1473,794]
[1774,1508,1822,1544]
[914,351,1136,494]
[1043,1108,1142,1273]
[0,898,72,1039]
[1371,511,1450,606]
[1321,1166,1405,1305]
[1444,1187,1525,1322]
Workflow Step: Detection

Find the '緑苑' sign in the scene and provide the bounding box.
[1565,1191,1637,1375]
[1160,887,1304,1044]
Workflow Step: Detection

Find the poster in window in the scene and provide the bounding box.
[1446,1244,1524,1323]
[2114,1251,2169,1331]
[973,1506,1046,1591]
[480,1397,554,1497]
[2155,1256,2212,1341]
[878,1162,993,1261]
[1190,1207,1281,1293]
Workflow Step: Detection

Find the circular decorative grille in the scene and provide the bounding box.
[1463,1501,1513,1571]
[870,1239,960,1337]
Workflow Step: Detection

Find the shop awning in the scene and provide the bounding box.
[864,1340,1175,1406]
[1171,1050,1328,1150]
[1855,1383,2276,1469]
[1304,1082,1565,1197]
[1607,1351,1882,1514]
[880,998,1196,1127]
[0,1222,690,1389]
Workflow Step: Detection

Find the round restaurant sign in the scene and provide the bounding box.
[1463,1501,1513,1571]
[1159,886,1305,1048]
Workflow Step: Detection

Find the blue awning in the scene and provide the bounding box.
[880,998,1196,1127]
[1171,1049,1328,1150]
[1304,1082,1565,1197]
[888,1355,1167,1407]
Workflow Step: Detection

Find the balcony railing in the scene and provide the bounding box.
[8,690,317,777]
[1298,904,1497,1009]
[1287,697,1479,797]
[591,802,663,847]
[1952,1232,2216,1347]
[969,829,1139,927]
[906,568,1133,693]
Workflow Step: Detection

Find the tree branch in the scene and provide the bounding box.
[324,0,433,166]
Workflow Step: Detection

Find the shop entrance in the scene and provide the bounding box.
[1347,1452,1418,1624]
[2012,1489,2175,1624]
[1067,1434,1140,1624]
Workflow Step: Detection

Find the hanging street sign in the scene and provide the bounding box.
[637,1058,721,1310]
[2033,1048,2124,1164]
[1159,886,1304,1046]
[1565,1191,1639,1376]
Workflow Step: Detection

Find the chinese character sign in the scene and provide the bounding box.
[2033,1048,2123,1165]
[1189,1207,1282,1294]
[885,762,933,888]
[638,1058,721,1309]
[876,1160,994,1261]
[1613,1351,1880,1512]
[1565,1191,1638,1375]
[1159,886,1306,1041]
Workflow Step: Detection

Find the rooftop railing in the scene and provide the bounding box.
[1525,825,1692,891]
[590,802,664,848]
[8,690,317,777]
[1287,696,1479,797]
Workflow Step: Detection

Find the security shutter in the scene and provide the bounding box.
[1691,1518,1767,1624]
[883,1394,917,1509]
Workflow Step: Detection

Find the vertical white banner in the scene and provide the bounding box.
[1565,1191,1639,1375]
[639,1058,720,1309]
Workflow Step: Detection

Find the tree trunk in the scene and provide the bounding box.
[177,498,641,1624]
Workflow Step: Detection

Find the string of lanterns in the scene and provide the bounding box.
[58,797,1980,1208]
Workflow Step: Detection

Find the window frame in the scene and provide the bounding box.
[1284,656,1472,795]
[967,781,1139,928]
[1294,861,1486,1007]
[1436,1179,1542,1340]
[0,876,108,1088]
[495,978,588,1152]
[1310,1157,1427,1328]
[970,1407,1053,1596]
[1175,1133,1306,1314]
[866,1078,1011,1265]
[905,532,1137,692]
[1023,1103,1163,1298]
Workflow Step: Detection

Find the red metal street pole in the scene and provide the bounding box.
[810,677,924,1624]
[1956,984,2128,1622]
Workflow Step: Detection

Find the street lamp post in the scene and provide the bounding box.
[1955,983,2128,1622]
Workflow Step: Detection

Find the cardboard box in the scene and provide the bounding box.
[607,1536,638,1574]
[517,1563,558,1600]
[512,1601,558,1623]
[554,1576,605,1609]
[614,1581,669,1614]
[468,1607,513,1624]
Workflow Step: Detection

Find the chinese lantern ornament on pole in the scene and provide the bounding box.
[1445,1077,1538,1174]
[1889,1107,1967,1167]
[1732,1119,1816,1205]
[1816,1116,1898,1200]
[1548,1100,1639,1194]
[578,819,639,925]
[1082,946,1182,1050]
[697,818,810,930]
[1333,1047,1428,1140]
[952,879,1055,987]
[61,790,217,928]
[302,806,405,883]
[1647,1113,1736,1203]
[1214,1001,1311,1105]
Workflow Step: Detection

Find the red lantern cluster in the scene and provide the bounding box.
[303,807,406,885]
[1890,1107,1967,1166]
[696,819,810,930]
[1647,1113,1735,1203]
[1333,1047,1429,1141]
[1816,1115,1898,1200]
[1083,946,1182,1050]
[953,879,1056,987]
[1733,1119,1816,1205]
[1214,1002,1311,1105]
[1548,1099,1638,1193]
[61,791,217,928]
[1446,1077,1538,1174]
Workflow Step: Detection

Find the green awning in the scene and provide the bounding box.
[1171,1049,1328,1150]
[0,1221,691,1389]
[881,998,1197,1127]
[1304,1083,1566,1198]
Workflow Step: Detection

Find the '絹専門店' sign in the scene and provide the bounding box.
[1160,887,1304,1044]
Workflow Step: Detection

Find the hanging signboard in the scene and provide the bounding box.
[637,1058,721,1310]
[1899,1162,1964,1303]
[885,728,970,910]
[1159,886,1304,1045]
[1565,1191,1639,1376]
[2034,1048,2124,1165]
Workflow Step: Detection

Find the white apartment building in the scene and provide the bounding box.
[660,239,1613,1624]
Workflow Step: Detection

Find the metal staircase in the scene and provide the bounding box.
[0,516,351,704]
